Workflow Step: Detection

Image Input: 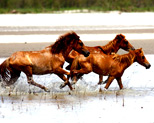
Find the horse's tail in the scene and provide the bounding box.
[0,58,10,82]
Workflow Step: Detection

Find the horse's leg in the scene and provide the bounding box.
[98,75,103,85]
[23,66,49,92]
[58,74,73,90]
[116,77,123,89]
[27,76,49,92]
[71,73,84,86]
[104,76,115,89]
[54,67,72,90]
[71,63,92,85]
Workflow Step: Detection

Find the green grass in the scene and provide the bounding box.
[1,7,154,14]
[0,0,154,13]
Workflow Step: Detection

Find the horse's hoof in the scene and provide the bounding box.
[103,88,107,91]
[68,85,73,91]
[59,84,65,89]
[44,88,50,92]
[71,80,76,85]
[80,76,83,80]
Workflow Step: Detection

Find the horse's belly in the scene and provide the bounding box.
[94,69,109,76]
[93,66,110,75]
[93,61,111,75]
[32,66,53,75]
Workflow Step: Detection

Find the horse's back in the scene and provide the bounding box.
[86,46,103,53]
[9,51,32,66]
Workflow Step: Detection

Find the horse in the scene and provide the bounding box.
[70,48,151,89]
[0,32,90,92]
[66,34,135,83]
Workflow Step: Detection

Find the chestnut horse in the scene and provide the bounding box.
[70,48,151,89]
[0,32,90,92]
[67,34,135,83]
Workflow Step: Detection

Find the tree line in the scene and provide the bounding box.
[0,0,154,13]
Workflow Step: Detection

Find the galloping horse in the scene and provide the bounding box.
[70,48,151,89]
[66,34,135,83]
[0,32,90,92]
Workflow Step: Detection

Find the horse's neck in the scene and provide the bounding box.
[49,44,72,59]
[102,40,118,54]
[121,52,136,68]
[61,47,72,59]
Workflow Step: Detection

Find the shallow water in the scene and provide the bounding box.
[0,55,154,122]
[1,88,154,123]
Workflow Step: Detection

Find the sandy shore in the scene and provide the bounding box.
[0,12,154,57]
[0,38,153,57]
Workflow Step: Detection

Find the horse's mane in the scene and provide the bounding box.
[96,46,107,54]
[102,40,116,54]
[113,51,134,65]
[102,34,125,54]
[51,32,79,54]
[45,44,53,49]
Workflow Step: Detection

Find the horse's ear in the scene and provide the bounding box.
[139,48,142,53]
[116,34,125,43]
[70,32,79,40]
[136,48,142,54]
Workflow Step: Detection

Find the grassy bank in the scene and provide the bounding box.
[1,7,154,14]
[0,0,154,13]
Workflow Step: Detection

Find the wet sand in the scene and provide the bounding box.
[0,25,154,57]
[0,39,153,57]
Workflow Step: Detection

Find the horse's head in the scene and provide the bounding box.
[115,34,135,51]
[51,32,90,57]
[134,48,151,69]
[69,32,90,57]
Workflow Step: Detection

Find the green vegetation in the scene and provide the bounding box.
[0,0,154,13]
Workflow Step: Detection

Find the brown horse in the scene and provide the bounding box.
[0,32,90,92]
[66,34,135,83]
[70,48,151,89]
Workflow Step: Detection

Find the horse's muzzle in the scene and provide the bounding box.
[128,46,135,51]
[83,50,90,57]
[145,64,151,69]
[131,47,135,50]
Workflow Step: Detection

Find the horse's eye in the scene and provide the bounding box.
[142,56,145,59]
[79,42,83,46]
[124,41,128,45]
